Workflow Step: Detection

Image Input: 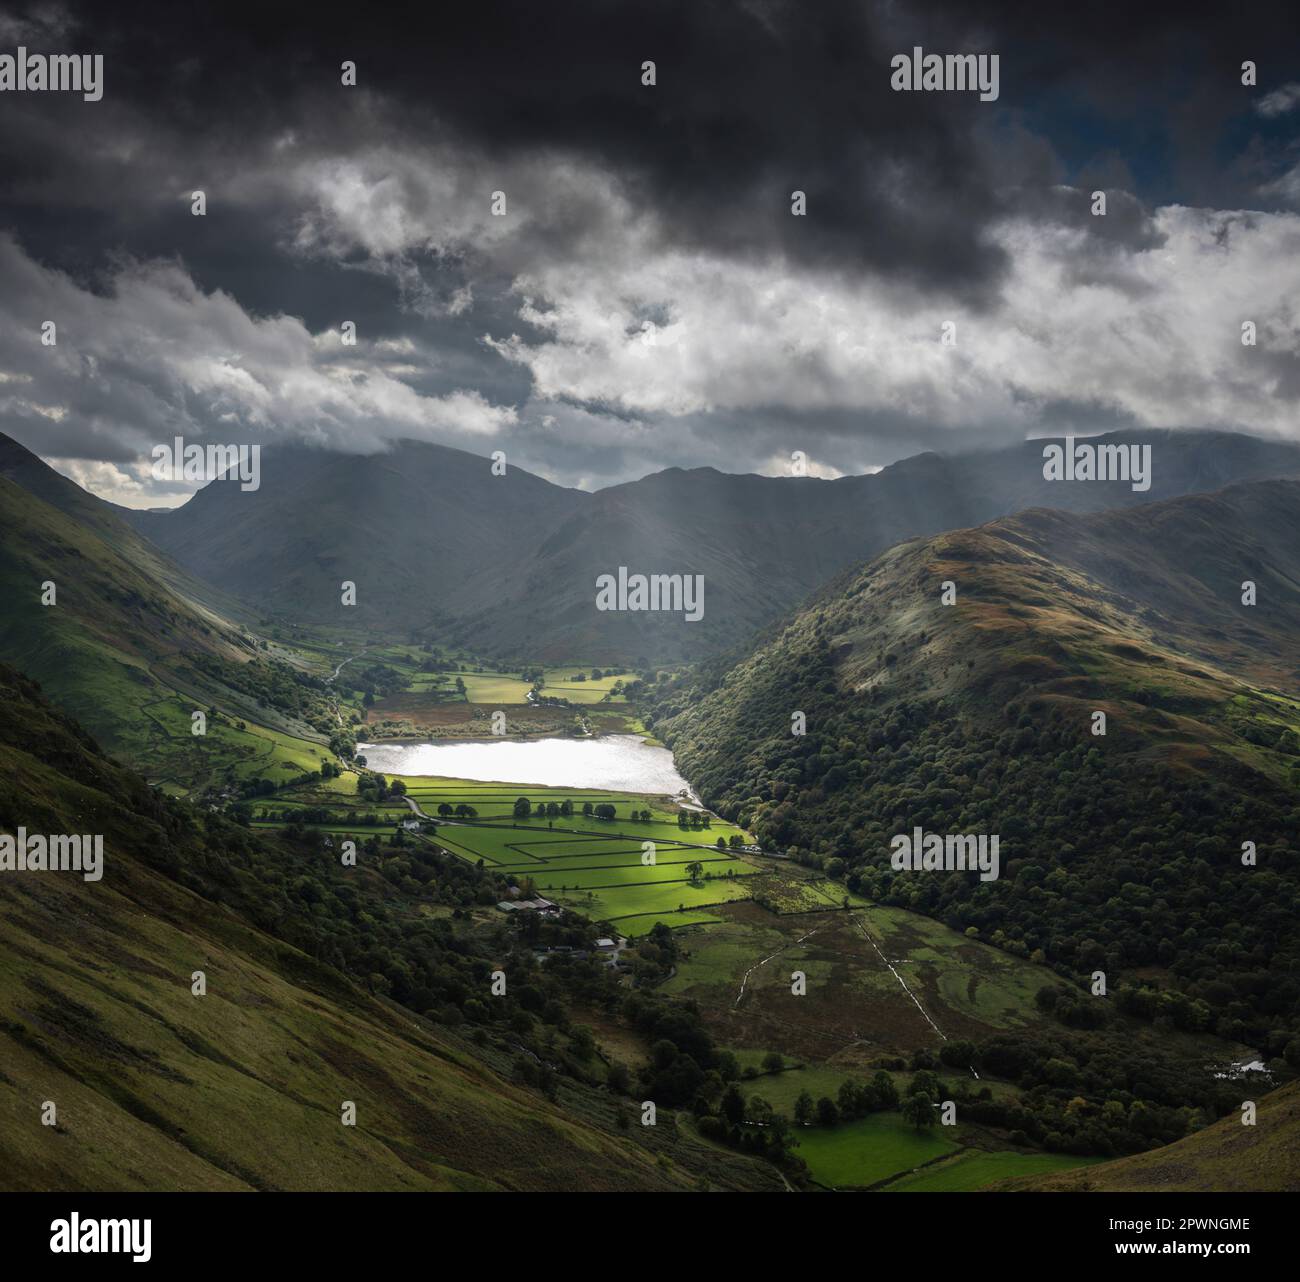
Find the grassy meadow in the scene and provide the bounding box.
[248,767,764,935]
[399,778,758,934]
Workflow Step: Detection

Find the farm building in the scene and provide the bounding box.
[497,896,558,914]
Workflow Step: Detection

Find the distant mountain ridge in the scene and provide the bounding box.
[116,437,587,633]
[9,428,1300,663]
[460,429,1300,662]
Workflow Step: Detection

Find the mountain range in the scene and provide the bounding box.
[95,429,1300,664]
[642,479,1300,1059]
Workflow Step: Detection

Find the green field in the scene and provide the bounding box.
[881,1149,1102,1191]
[793,1113,960,1189]
[555,876,755,924]
[397,663,631,707]
[252,773,760,933]
[862,904,1048,1031]
[543,667,630,704]
[446,671,534,702]
[738,1065,850,1110]
[404,787,758,927]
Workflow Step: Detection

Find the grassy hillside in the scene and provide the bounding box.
[0,664,778,1191]
[0,467,344,793]
[644,482,1300,1128]
[0,431,253,623]
[999,1081,1300,1192]
[0,475,245,731]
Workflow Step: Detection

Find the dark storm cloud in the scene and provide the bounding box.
[9,0,1294,297]
[2,0,1300,501]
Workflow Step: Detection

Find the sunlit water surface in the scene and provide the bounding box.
[356,734,691,794]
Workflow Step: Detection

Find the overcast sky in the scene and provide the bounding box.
[2,0,1300,506]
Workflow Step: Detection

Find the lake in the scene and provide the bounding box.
[356,734,692,794]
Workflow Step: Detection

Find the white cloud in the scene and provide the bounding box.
[10,129,1300,499]
[1255,83,1300,118]
[282,140,1300,456]
[480,202,1300,440]
[45,456,156,507]
[0,234,517,483]
[758,451,847,479]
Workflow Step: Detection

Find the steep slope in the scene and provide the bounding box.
[0,664,774,1192]
[475,429,1300,663]
[119,437,589,629]
[0,474,258,757]
[0,442,351,792]
[646,480,1300,1060]
[99,429,1300,663]
[0,433,248,623]
[999,1081,1300,1191]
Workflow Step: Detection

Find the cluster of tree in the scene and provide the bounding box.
[624,922,681,984]
[792,1069,904,1127]
[698,1095,800,1165]
[957,1033,1249,1156]
[255,805,392,827]
[353,663,407,701]
[236,767,339,801]
[357,773,403,804]
[645,636,1300,1067]
[676,810,712,830]
[328,729,357,759]
[513,797,574,818]
[186,652,332,729]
